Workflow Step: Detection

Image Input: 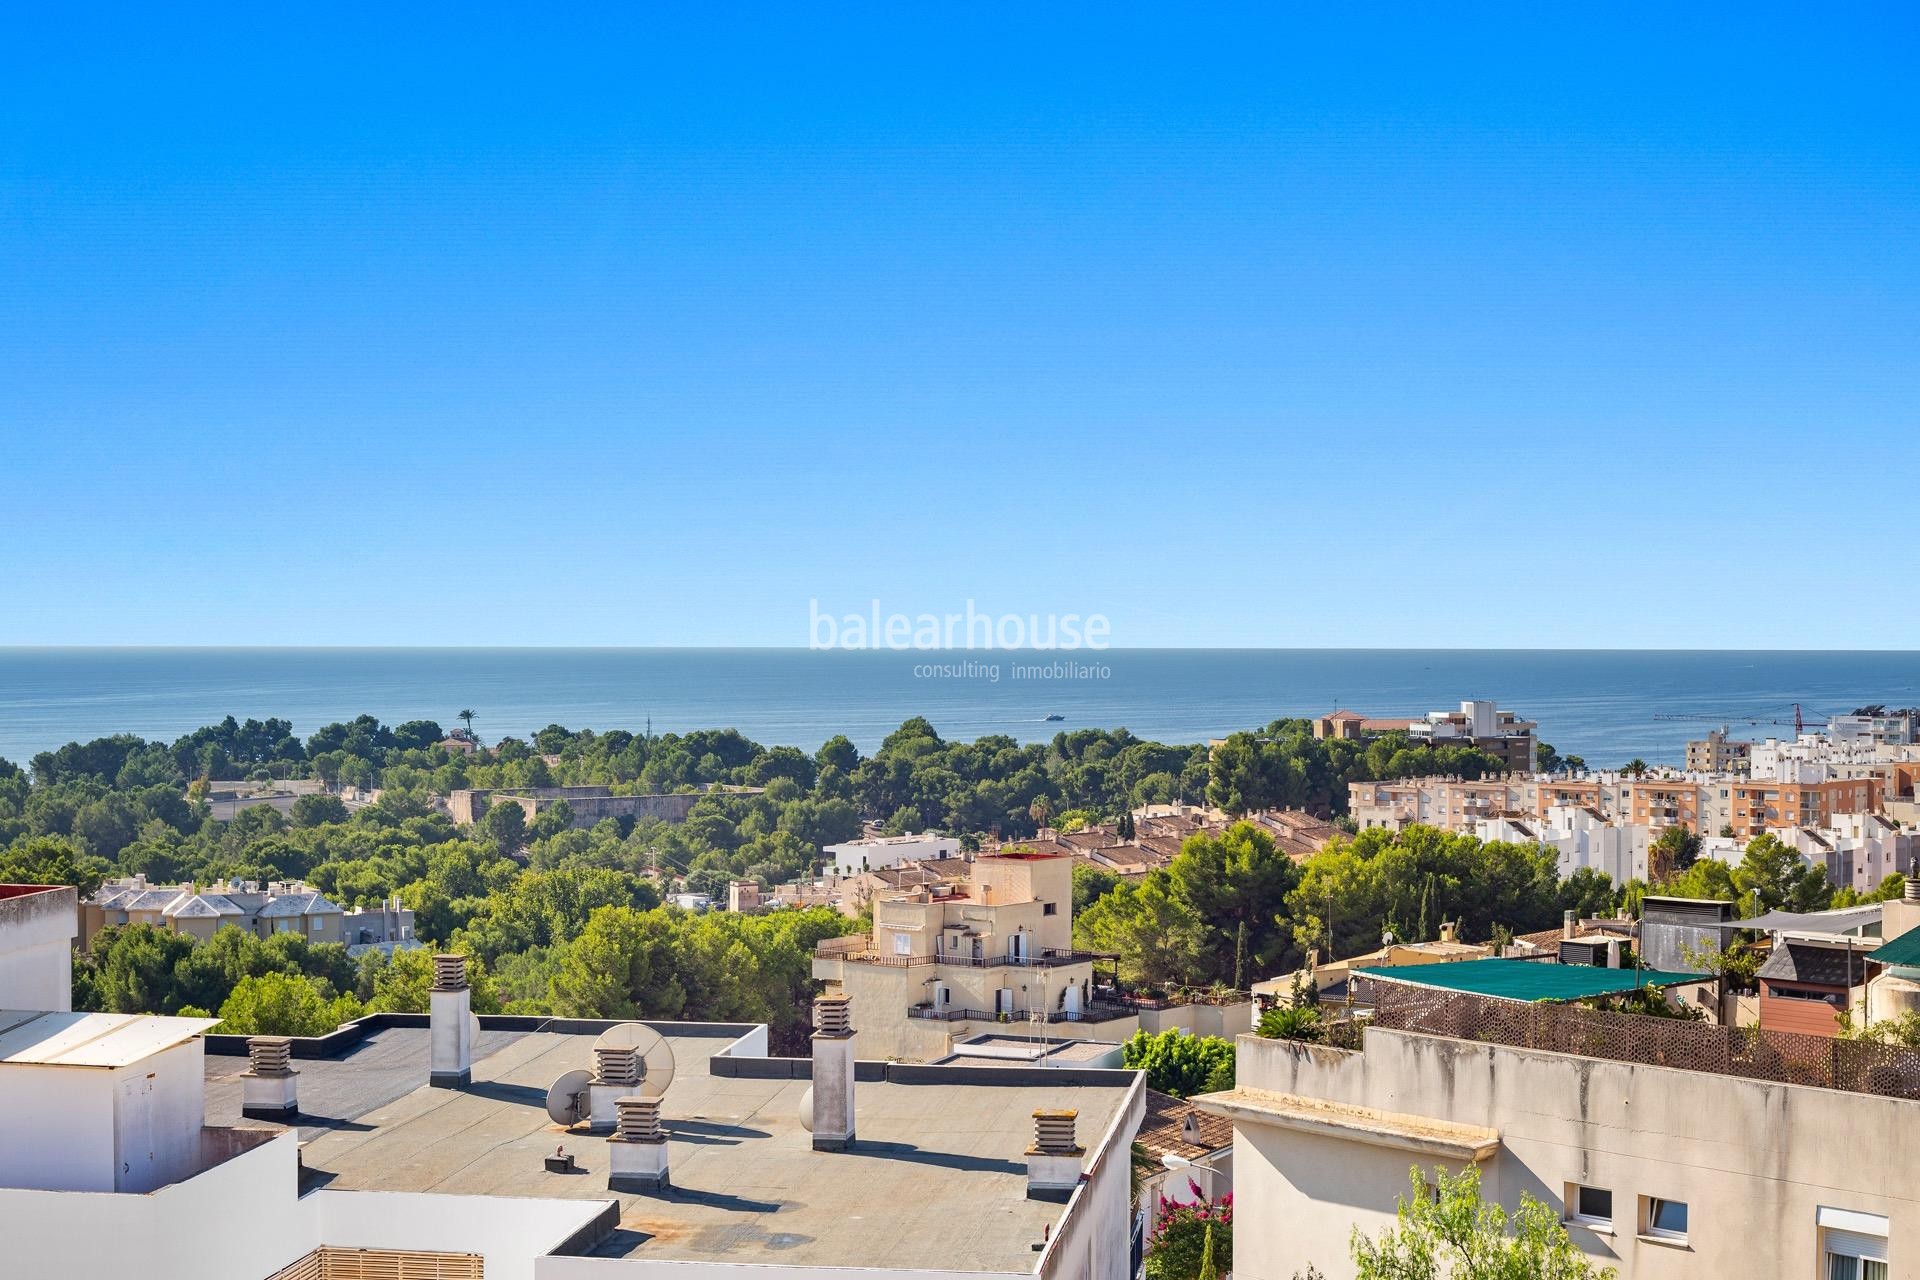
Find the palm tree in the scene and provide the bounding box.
[458,708,476,739]
[1030,796,1054,830]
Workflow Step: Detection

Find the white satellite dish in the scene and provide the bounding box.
[545,1068,593,1127]
[797,1084,815,1133]
[591,1023,677,1099]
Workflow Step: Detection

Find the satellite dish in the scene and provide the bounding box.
[591,1023,677,1099]
[471,1013,483,1046]
[546,1068,593,1127]
[797,1084,815,1133]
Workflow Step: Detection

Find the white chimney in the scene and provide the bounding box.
[810,992,856,1151]
[1027,1109,1084,1201]
[429,953,473,1088]
[590,1043,642,1130]
[607,1095,669,1192]
[241,1036,298,1121]
[1562,909,1577,942]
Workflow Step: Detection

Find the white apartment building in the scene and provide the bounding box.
[1830,711,1918,746]
[1780,813,1917,895]
[1474,807,1649,885]
[822,830,961,876]
[1751,732,1920,784]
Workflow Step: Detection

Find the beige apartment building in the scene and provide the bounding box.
[82,877,345,947]
[1206,1009,1911,1280]
[1686,727,1753,774]
[812,850,1250,1059]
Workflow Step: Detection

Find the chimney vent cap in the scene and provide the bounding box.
[813,992,853,1036]
[1030,1108,1083,1155]
[432,953,469,991]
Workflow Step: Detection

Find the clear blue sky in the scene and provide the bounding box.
[3,5,1916,648]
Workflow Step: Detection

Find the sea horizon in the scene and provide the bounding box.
[2,646,1915,769]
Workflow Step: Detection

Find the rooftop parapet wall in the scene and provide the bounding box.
[1229,1023,1920,1280]
[0,884,78,1011]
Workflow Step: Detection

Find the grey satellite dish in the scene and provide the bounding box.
[591,1023,677,1098]
[471,1012,483,1046]
[545,1068,593,1127]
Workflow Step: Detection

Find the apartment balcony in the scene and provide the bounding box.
[813,942,1100,971]
[907,998,1140,1025]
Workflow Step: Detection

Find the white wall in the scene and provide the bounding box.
[1035,1074,1146,1280]
[0,886,77,1011]
[0,1132,313,1280]
[313,1189,606,1280]
[824,834,958,877]
[0,1062,117,1191]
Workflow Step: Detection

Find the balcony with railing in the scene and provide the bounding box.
[814,941,1101,970]
[907,997,1142,1025]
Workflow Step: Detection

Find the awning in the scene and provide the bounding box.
[1870,928,1920,969]
[1702,905,1883,935]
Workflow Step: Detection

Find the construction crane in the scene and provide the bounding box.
[1650,703,1827,734]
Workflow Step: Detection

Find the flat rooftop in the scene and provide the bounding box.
[939,1034,1123,1066]
[204,1025,1134,1272]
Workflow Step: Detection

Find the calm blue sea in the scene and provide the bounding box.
[0,648,1914,768]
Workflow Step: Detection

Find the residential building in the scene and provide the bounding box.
[1133,1088,1234,1247]
[1316,699,1538,774]
[1729,777,1880,838]
[1312,709,1417,740]
[823,830,960,876]
[1780,814,1917,894]
[1474,807,1649,885]
[1685,726,1753,774]
[82,877,344,947]
[726,879,763,912]
[812,850,1251,1059]
[1244,807,1339,857]
[1830,710,1918,746]
[1750,732,1920,783]
[340,895,416,956]
[1622,777,1706,834]
[1204,962,1914,1280]
[0,886,1146,1280]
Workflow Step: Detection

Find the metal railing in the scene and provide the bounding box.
[815,944,1099,970]
[1355,985,1920,1101]
[908,999,1141,1025]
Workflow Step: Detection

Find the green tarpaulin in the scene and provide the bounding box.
[1356,956,1708,1003]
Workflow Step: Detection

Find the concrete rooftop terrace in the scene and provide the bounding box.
[205,1025,1136,1273]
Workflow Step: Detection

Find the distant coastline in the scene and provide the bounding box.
[0,647,1914,767]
